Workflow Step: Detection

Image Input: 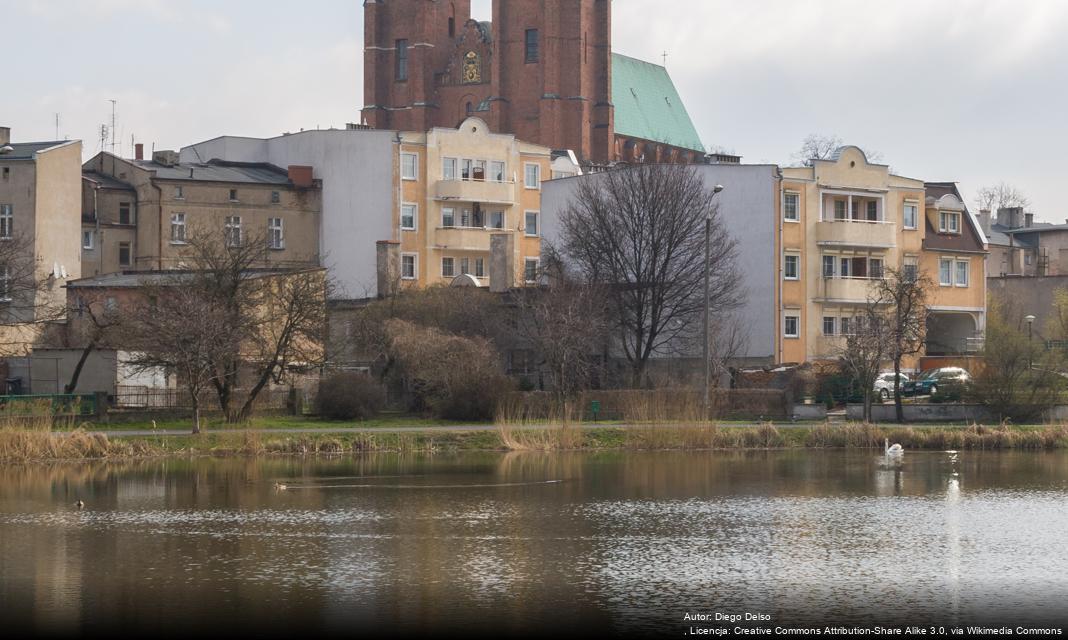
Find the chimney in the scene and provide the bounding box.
[135,143,144,161]
[288,165,314,188]
[1025,213,1034,228]
[489,233,516,293]
[0,127,9,146]
[979,208,992,234]
[376,241,401,298]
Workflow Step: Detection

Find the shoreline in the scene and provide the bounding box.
[1,422,1067,463]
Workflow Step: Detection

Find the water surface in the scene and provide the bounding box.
[1,450,1066,636]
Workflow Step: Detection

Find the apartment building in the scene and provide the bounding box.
[81,149,321,276]
[780,148,986,367]
[0,127,81,342]
[181,117,559,298]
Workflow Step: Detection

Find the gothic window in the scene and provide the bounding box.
[462,51,482,84]
[395,39,409,81]
[525,29,539,63]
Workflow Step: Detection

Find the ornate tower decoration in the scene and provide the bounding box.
[462,51,482,84]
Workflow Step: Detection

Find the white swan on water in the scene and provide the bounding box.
[885,438,904,456]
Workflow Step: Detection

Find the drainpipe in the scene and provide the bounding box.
[152,180,163,270]
[93,185,100,276]
[777,171,785,365]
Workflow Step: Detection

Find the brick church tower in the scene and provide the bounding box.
[362,0,615,164]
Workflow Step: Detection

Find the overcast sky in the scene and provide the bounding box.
[5,0,1067,220]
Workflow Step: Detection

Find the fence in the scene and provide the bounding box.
[0,394,99,417]
[113,386,292,413]
[504,389,790,421]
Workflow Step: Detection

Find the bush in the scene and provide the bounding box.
[316,373,387,420]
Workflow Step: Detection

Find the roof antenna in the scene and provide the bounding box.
[661,50,669,67]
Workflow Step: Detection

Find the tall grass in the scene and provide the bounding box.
[495,397,584,451]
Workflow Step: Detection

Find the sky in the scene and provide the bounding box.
[5,0,1068,220]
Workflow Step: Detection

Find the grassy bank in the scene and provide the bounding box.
[3,421,1068,463]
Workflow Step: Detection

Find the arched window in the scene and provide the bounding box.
[449,17,455,37]
[466,102,473,114]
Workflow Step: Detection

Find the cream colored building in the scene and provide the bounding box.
[0,127,82,354]
[390,118,551,289]
[81,151,321,276]
[779,147,987,369]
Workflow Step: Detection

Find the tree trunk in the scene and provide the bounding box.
[863,391,873,424]
[191,396,202,435]
[64,339,98,394]
[893,355,905,423]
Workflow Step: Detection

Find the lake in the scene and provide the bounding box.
[1,450,1066,637]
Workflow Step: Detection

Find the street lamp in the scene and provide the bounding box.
[703,184,725,415]
[1025,314,1036,370]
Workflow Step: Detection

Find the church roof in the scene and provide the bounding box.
[611,53,705,154]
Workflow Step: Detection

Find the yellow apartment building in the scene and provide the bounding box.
[779,147,986,370]
[391,117,554,290]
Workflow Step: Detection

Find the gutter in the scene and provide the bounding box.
[152,180,163,270]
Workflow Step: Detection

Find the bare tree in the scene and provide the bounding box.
[62,291,124,393]
[707,311,751,387]
[0,232,68,357]
[513,257,611,404]
[871,268,933,422]
[555,164,742,387]
[975,182,1030,212]
[791,134,884,167]
[839,301,890,423]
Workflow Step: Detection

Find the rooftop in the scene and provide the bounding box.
[133,159,295,185]
[66,268,319,289]
[611,53,705,154]
[0,141,71,161]
[82,171,135,191]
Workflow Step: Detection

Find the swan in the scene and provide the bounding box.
[74,500,85,509]
[274,483,288,492]
[885,438,904,456]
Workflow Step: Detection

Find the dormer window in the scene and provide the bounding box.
[939,211,961,234]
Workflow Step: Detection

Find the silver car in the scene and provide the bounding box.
[874,372,910,401]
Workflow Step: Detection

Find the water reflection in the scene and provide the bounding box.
[1,450,1067,635]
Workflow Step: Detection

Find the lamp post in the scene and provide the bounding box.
[703,185,725,415]
[1025,314,1036,370]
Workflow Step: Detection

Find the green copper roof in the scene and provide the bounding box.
[611,53,706,154]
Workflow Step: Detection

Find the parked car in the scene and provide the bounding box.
[902,367,971,397]
[874,372,910,401]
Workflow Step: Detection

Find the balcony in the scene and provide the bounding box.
[816,276,882,303]
[815,220,896,249]
[433,226,499,252]
[434,179,516,206]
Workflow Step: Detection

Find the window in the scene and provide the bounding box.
[784,254,799,280]
[82,230,94,250]
[401,204,417,231]
[460,257,470,275]
[443,157,458,181]
[939,258,953,286]
[461,159,473,181]
[834,200,847,221]
[401,153,418,180]
[840,317,852,336]
[903,203,918,229]
[170,213,187,244]
[525,211,539,236]
[823,317,837,336]
[118,242,132,267]
[472,160,486,181]
[524,258,540,284]
[904,256,918,282]
[955,260,969,287]
[939,211,961,234]
[119,202,132,225]
[0,204,11,239]
[271,191,281,204]
[461,208,471,228]
[229,189,239,202]
[0,265,10,302]
[490,211,505,229]
[784,315,799,339]
[524,163,541,189]
[396,39,409,81]
[1026,253,1034,266]
[866,200,878,221]
[225,215,242,247]
[442,257,455,278]
[174,186,184,200]
[840,257,851,278]
[525,29,539,63]
[870,258,884,279]
[784,192,799,222]
[1,167,8,180]
[401,254,417,280]
[475,257,485,278]
[491,161,505,182]
[268,218,285,250]
[442,207,455,228]
[822,255,836,278]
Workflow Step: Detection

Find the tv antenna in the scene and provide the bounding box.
[108,100,118,154]
[662,51,669,67]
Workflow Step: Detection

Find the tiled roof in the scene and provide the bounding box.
[83,171,135,191]
[611,53,705,154]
